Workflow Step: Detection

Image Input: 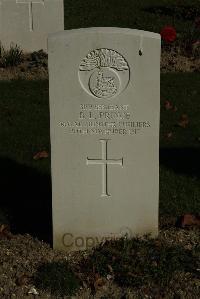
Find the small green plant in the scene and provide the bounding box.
[0,42,23,67]
[34,261,80,296]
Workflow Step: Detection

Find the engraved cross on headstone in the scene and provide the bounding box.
[16,0,45,32]
[86,139,123,197]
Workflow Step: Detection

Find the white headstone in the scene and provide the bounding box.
[0,0,64,52]
[48,28,160,251]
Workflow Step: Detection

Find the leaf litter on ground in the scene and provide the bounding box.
[33,150,49,160]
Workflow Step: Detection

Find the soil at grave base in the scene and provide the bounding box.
[0,226,199,299]
[0,51,199,81]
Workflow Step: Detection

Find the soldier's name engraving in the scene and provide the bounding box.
[79,110,131,120]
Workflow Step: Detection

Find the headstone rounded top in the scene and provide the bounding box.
[48,27,161,42]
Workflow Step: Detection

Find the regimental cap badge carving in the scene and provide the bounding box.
[78,48,130,99]
[79,48,129,71]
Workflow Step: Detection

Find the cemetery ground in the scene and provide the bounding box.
[0,0,200,298]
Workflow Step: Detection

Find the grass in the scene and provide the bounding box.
[0,80,50,174]
[160,73,200,148]
[64,0,200,34]
[160,73,200,217]
[0,80,51,241]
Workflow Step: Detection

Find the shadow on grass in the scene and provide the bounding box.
[0,157,52,245]
[160,147,200,177]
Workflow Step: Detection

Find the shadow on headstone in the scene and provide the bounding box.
[160,148,200,177]
[0,157,52,245]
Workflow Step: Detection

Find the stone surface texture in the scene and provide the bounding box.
[0,0,64,51]
[48,27,161,251]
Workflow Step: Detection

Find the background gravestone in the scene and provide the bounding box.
[48,28,161,251]
[0,0,64,52]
